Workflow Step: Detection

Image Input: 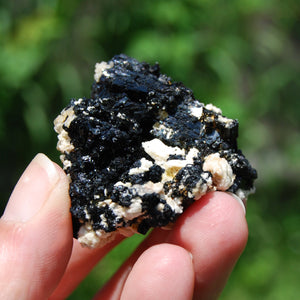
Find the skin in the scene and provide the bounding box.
[0,154,248,300]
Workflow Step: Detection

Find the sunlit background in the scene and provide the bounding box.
[1,0,299,299]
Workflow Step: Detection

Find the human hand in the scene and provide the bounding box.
[0,154,248,300]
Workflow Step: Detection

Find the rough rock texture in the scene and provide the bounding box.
[54,54,257,248]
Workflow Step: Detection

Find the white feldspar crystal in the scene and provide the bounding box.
[142,138,185,162]
[205,103,222,115]
[190,106,203,119]
[54,106,76,153]
[128,158,154,175]
[203,153,235,191]
[94,61,114,82]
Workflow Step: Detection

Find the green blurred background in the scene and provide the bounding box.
[1,0,299,299]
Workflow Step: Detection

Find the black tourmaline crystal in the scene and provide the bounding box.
[54,54,257,248]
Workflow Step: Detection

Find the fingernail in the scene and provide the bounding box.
[3,154,60,222]
[225,192,246,215]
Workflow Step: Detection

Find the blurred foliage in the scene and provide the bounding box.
[0,0,299,299]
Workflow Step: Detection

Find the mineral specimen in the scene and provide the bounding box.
[54,54,257,248]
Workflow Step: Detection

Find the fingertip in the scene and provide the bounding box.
[225,192,246,215]
[120,244,194,300]
[25,155,73,297]
[0,153,73,299]
[210,191,249,254]
[168,191,248,299]
[172,191,248,250]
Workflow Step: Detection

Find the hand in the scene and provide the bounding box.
[0,154,248,300]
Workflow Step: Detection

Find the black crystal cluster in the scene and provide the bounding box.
[54,54,257,248]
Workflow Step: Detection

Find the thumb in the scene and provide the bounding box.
[0,154,73,300]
